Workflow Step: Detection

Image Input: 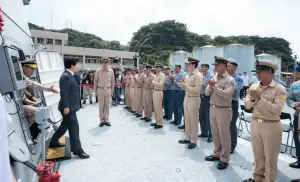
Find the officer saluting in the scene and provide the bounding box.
[226,58,244,154]
[243,60,287,182]
[178,57,203,149]
[204,56,235,170]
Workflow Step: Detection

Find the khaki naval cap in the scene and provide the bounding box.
[101,57,110,63]
[186,57,200,64]
[212,56,229,65]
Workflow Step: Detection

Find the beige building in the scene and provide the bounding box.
[30,29,137,71]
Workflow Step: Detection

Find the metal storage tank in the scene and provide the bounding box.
[255,53,282,76]
[169,50,191,70]
[192,45,224,73]
[223,43,255,76]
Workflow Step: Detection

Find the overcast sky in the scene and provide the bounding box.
[26,0,300,57]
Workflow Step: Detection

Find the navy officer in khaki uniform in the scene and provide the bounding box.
[243,60,287,182]
[204,56,235,170]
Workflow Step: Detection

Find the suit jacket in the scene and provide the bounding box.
[74,74,81,85]
[58,70,80,112]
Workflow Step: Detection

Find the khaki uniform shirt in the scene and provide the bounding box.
[245,80,287,120]
[152,71,165,90]
[25,77,51,92]
[94,68,115,91]
[205,72,235,107]
[137,72,145,88]
[184,69,203,96]
[143,73,155,90]
[130,74,138,88]
[125,74,131,87]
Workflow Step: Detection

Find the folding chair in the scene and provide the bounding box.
[238,105,253,134]
[280,112,293,153]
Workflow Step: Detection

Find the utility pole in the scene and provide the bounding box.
[294,55,298,82]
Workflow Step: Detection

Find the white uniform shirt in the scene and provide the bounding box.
[242,75,249,86]
[0,96,13,182]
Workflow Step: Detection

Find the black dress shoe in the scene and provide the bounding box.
[90,101,92,104]
[207,137,213,143]
[217,161,229,170]
[170,121,176,124]
[178,139,190,144]
[178,125,185,129]
[150,123,157,126]
[141,117,147,120]
[198,133,209,138]
[174,123,180,126]
[289,161,300,168]
[133,113,138,115]
[230,149,235,154]
[292,179,300,182]
[243,178,256,182]
[73,150,90,159]
[136,114,142,117]
[188,143,197,149]
[154,125,163,129]
[104,122,111,127]
[166,118,172,121]
[145,119,152,122]
[163,116,167,119]
[49,142,65,148]
[205,155,220,162]
[82,101,86,104]
[99,122,105,127]
[124,106,129,109]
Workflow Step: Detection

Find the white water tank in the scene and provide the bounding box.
[255,53,282,76]
[192,45,224,73]
[223,43,255,77]
[169,50,191,70]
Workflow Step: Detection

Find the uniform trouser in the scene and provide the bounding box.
[97,88,111,122]
[199,95,211,137]
[24,105,39,139]
[136,88,144,115]
[83,86,93,101]
[163,90,173,119]
[50,111,82,153]
[112,87,121,102]
[130,87,137,111]
[172,90,184,125]
[184,96,200,144]
[153,90,163,126]
[210,106,232,163]
[125,86,131,108]
[293,116,300,160]
[230,100,239,150]
[143,89,153,119]
[251,120,282,182]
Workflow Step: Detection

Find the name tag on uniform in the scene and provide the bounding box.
[108,74,112,81]
[86,80,89,84]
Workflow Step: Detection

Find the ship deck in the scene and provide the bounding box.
[59,100,299,182]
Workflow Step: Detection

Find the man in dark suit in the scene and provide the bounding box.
[49,58,89,159]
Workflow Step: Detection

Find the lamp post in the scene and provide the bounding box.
[135,38,149,67]
[294,55,298,82]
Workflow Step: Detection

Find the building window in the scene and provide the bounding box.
[55,39,62,45]
[46,38,53,44]
[32,37,35,43]
[37,38,44,44]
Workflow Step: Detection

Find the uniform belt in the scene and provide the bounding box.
[211,104,230,108]
[187,96,200,97]
[171,90,182,92]
[130,87,136,88]
[200,94,209,97]
[253,117,279,123]
[153,89,162,91]
[98,87,111,89]
[143,88,153,90]
[137,87,143,88]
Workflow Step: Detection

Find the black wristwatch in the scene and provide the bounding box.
[251,99,255,102]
